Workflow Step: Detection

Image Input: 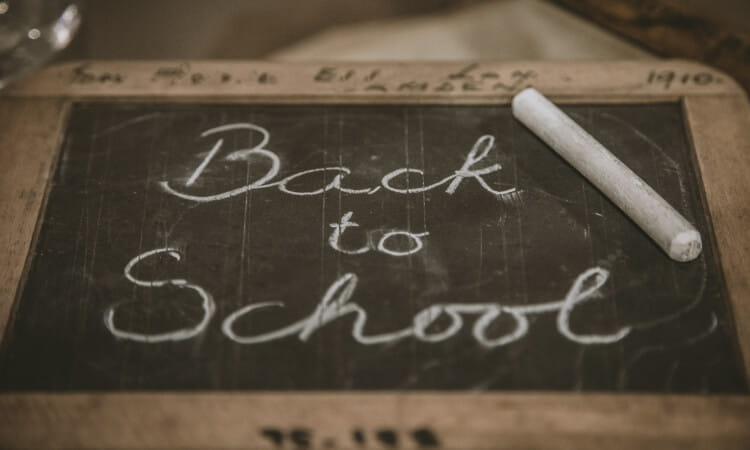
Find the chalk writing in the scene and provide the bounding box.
[104,119,636,349]
[185,138,222,186]
[104,248,215,343]
[376,230,430,256]
[106,247,630,348]
[159,123,516,202]
[328,212,429,256]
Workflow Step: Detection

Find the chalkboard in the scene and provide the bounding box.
[0,102,746,392]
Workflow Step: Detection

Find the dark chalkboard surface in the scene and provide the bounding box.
[0,102,746,392]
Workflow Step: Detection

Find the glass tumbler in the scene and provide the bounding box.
[0,0,81,89]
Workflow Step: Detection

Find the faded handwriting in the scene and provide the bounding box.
[311,65,535,93]
[646,70,722,89]
[152,63,189,79]
[69,62,536,92]
[448,63,480,80]
[71,63,124,84]
[146,64,279,86]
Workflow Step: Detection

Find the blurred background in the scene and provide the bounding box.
[41,0,750,92]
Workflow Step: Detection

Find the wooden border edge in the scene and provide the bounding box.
[1,392,749,449]
[0,99,70,339]
[683,94,750,377]
[2,59,744,100]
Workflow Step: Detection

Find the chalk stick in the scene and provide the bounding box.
[511,87,702,262]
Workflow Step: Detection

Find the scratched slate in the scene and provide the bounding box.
[0,102,746,392]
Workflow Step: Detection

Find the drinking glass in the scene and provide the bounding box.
[0,0,81,89]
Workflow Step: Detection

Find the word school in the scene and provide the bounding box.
[104,248,631,348]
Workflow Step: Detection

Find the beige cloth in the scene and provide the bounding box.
[269,0,653,61]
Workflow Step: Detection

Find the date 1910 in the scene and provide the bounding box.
[646,70,722,89]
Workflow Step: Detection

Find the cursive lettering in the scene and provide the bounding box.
[160,123,516,202]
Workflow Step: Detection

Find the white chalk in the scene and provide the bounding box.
[511,87,702,262]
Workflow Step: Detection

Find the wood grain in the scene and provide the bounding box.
[1,393,749,449]
[0,99,68,337]
[683,94,750,375]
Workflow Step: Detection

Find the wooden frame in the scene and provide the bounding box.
[1,60,749,449]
